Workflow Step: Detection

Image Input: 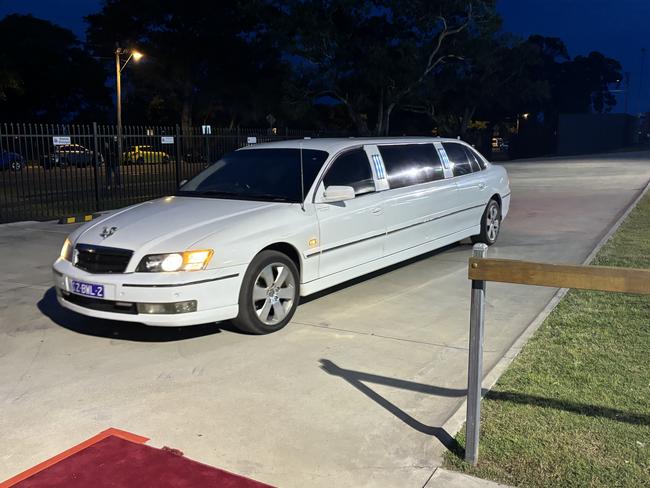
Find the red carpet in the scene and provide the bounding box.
[4,431,272,488]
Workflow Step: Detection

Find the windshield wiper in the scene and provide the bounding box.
[177,190,239,198]
[244,193,295,203]
[177,189,294,203]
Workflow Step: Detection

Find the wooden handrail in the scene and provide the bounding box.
[468,257,650,295]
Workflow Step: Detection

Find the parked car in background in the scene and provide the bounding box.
[122,145,171,164]
[0,150,25,171]
[41,144,104,169]
[54,137,510,335]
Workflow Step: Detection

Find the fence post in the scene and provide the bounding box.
[92,122,101,212]
[465,242,488,465]
[175,125,182,188]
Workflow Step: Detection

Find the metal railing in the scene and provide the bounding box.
[464,243,650,465]
[0,123,344,223]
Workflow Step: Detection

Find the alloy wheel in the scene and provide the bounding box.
[486,204,500,242]
[252,262,296,325]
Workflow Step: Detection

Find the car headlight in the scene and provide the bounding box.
[60,238,73,261]
[136,250,213,272]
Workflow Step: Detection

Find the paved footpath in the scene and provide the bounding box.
[1,151,649,487]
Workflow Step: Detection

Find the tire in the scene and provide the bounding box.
[471,199,501,246]
[136,157,144,165]
[232,250,300,334]
[58,158,69,169]
[162,155,170,164]
[10,160,23,171]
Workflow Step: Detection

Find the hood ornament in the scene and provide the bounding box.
[100,226,118,239]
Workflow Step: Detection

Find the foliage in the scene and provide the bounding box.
[0,14,110,122]
[0,3,625,138]
[86,0,288,128]
[282,0,498,135]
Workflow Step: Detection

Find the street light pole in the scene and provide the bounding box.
[115,45,123,165]
[114,45,143,166]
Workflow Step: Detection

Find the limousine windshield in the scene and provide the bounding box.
[177,148,328,203]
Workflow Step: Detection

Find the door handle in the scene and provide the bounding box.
[478,182,487,190]
[371,207,383,215]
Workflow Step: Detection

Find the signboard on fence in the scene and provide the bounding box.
[53,136,71,146]
[202,125,212,135]
[161,136,174,144]
[247,136,257,144]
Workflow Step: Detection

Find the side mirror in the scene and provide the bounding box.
[179,179,188,188]
[321,185,355,203]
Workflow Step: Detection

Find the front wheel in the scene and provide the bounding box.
[471,199,501,246]
[232,250,300,334]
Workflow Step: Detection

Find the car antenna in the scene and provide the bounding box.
[299,143,306,212]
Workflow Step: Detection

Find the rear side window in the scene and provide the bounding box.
[442,143,472,177]
[324,148,375,196]
[464,146,486,171]
[378,144,444,189]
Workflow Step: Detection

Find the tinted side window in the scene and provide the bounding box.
[378,144,444,189]
[324,148,375,196]
[443,143,472,177]
[464,146,486,171]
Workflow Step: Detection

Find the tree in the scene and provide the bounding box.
[283,0,497,135]
[86,0,288,128]
[0,14,110,122]
[527,36,622,115]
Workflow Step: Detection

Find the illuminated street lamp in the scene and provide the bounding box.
[516,113,530,134]
[115,45,143,163]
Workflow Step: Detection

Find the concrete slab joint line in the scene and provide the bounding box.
[437,177,650,457]
[425,467,515,487]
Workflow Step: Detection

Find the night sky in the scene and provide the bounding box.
[0,0,648,113]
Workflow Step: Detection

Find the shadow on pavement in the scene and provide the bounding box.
[320,359,650,459]
[38,287,232,342]
[319,359,465,459]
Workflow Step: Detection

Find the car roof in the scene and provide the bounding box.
[238,137,467,154]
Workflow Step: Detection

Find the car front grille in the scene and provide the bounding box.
[74,244,133,274]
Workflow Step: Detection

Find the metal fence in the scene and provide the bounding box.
[0,123,341,223]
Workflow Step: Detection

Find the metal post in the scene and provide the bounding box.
[175,124,182,187]
[92,122,100,211]
[465,243,488,465]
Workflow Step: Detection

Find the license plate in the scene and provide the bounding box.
[71,280,105,298]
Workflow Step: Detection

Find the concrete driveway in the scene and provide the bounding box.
[1,151,649,487]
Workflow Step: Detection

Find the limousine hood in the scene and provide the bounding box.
[74,196,281,253]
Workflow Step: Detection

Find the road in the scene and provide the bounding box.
[1,151,649,487]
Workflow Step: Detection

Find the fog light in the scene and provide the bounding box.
[137,300,197,314]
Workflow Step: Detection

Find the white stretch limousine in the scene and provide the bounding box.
[53,138,510,334]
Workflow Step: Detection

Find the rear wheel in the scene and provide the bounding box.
[232,250,299,334]
[471,199,501,246]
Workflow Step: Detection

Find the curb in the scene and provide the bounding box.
[436,177,650,456]
[57,213,101,224]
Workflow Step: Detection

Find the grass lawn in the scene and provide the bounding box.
[444,192,650,487]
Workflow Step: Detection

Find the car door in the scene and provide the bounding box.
[442,142,488,231]
[314,147,385,278]
[378,143,460,255]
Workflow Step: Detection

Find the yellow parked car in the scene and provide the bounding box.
[122,145,171,164]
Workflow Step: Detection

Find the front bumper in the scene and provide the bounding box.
[52,258,244,326]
